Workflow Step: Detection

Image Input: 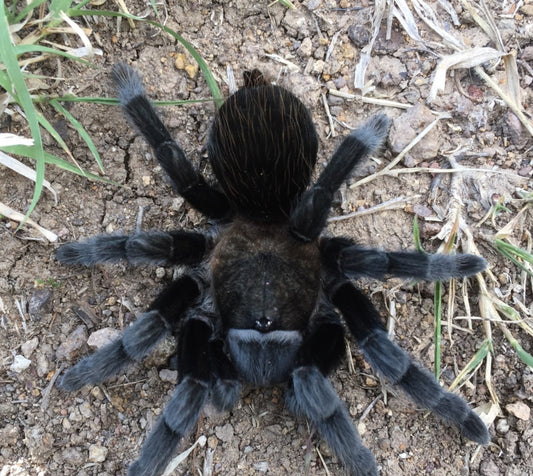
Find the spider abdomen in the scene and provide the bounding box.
[208,85,319,222]
[211,220,321,331]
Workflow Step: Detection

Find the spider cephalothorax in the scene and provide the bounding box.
[56,64,489,476]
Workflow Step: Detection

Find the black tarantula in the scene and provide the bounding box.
[56,64,489,476]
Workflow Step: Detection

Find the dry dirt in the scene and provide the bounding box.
[1,1,532,476]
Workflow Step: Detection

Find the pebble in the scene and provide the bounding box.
[159,369,178,383]
[297,37,313,57]
[505,401,530,421]
[253,462,269,472]
[79,401,93,419]
[56,325,87,361]
[480,459,501,476]
[0,424,20,446]
[88,444,108,463]
[521,4,533,15]
[10,354,31,373]
[36,343,53,377]
[282,9,311,38]
[518,165,532,177]
[305,0,321,10]
[521,46,533,61]
[87,327,121,349]
[29,288,53,319]
[347,25,370,48]
[215,423,234,442]
[496,418,510,434]
[389,104,443,162]
[21,337,39,358]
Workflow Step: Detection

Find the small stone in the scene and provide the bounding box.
[184,63,198,79]
[521,4,533,15]
[88,444,108,463]
[389,104,443,162]
[10,355,31,373]
[56,325,87,361]
[348,25,370,48]
[480,459,501,476]
[312,59,325,74]
[159,369,178,383]
[305,0,321,10]
[24,428,54,459]
[518,165,532,177]
[79,402,93,419]
[505,401,530,420]
[171,197,185,211]
[297,37,313,57]
[0,424,20,446]
[496,418,509,434]
[62,418,71,430]
[253,462,269,472]
[215,423,234,442]
[155,267,166,279]
[174,53,186,70]
[521,46,533,61]
[21,337,39,358]
[413,203,433,218]
[87,328,121,349]
[28,288,52,319]
[207,435,218,449]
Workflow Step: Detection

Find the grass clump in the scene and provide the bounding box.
[0,0,222,240]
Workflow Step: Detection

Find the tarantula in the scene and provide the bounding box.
[56,64,489,476]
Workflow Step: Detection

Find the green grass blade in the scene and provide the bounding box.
[14,0,48,23]
[68,8,223,107]
[14,44,91,64]
[1,144,117,184]
[32,95,210,107]
[49,99,104,173]
[0,5,45,224]
[34,109,74,160]
[449,339,491,391]
[495,239,533,277]
[413,215,426,253]
[503,332,533,368]
[49,0,76,25]
[278,0,296,8]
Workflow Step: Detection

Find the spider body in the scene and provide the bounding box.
[56,64,489,476]
[211,220,321,332]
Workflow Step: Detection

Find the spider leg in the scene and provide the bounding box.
[329,279,490,445]
[209,338,241,412]
[112,63,230,219]
[56,230,209,266]
[321,237,487,281]
[58,275,201,391]
[128,316,217,476]
[285,304,378,476]
[290,114,389,242]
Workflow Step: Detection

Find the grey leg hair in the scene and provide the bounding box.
[58,310,169,391]
[286,366,377,476]
[56,230,208,266]
[210,378,242,412]
[127,377,210,476]
[341,247,487,281]
[360,328,490,444]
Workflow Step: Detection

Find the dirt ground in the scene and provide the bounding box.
[1,1,532,475]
